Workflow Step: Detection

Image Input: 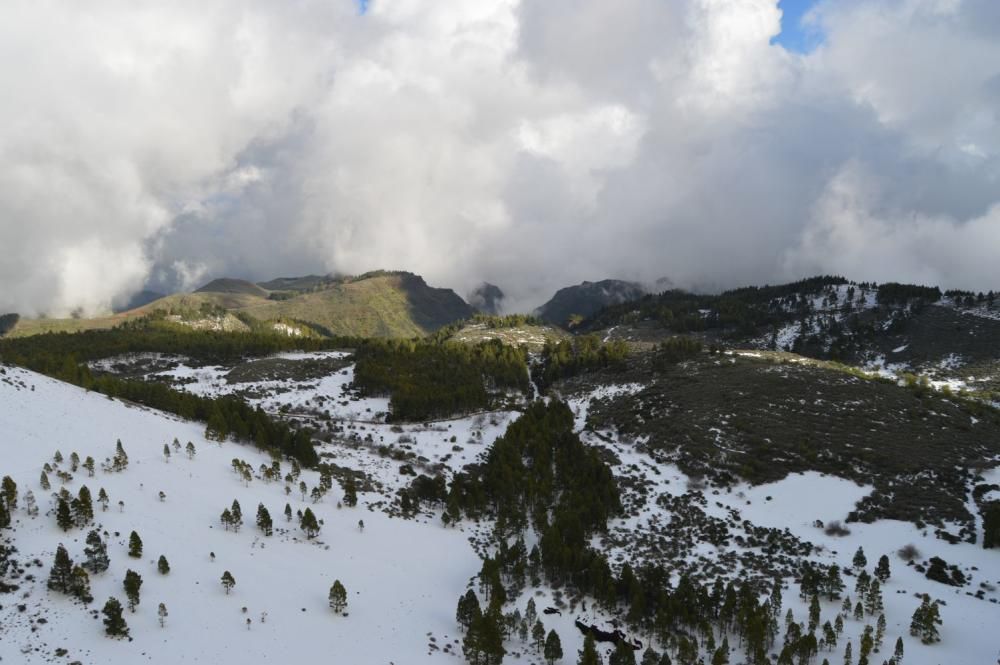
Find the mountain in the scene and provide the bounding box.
[7,271,475,339]
[256,275,336,292]
[535,279,646,327]
[467,282,505,315]
[195,278,269,298]
[112,290,165,314]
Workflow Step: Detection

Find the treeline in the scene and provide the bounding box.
[876,283,942,305]
[446,401,783,664]
[536,335,628,392]
[352,339,528,421]
[0,322,359,367]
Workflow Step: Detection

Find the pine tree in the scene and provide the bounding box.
[40,470,50,491]
[532,619,546,652]
[893,636,904,662]
[610,640,637,665]
[163,443,171,462]
[24,490,37,517]
[158,555,170,574]
[83,529,110,573]
[824,565,845,600]
[1,475,17,510]
[69,565,93,603]
[875,614,886,652]
[128,531,143,558]
[852,547,867,570]
[843,640,852,665]
[909,597,941,644]
[853,601,864,621]
[74,485,94,526]
[102,597,129,637]
[859,625,874,661]
[641,647,661,665]
[343,477,358,507]
[123,569,143,612]
[47,544,74,593]
[230,500,243,532]
[328,579,348,613]
[577,634,601,665]
[0,500,8,529]
[97,487,109,511]
[113,440,128,471]
[874,555,890,583]
[70,452,80,472]
[186,441,196,459]
[457,589,482,631]
[158,602,168,627]
[56,497,73,531]
[83,456,95,476]
[256,504,273,536]
[54,450,64,464]
[809,593,821,631]
[300,507,320,539]
[823,620,837,651]
[525,597,537,625]
[221,570,236,595]
[544,629,563,664]
[284,503,292,522]
[865,581,883,615]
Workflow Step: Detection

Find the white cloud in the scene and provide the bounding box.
[0,0,998,317]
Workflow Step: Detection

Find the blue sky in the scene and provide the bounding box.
[772,0,824,53]
[357,0,370,15]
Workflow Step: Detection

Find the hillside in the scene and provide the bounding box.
[7,272,475,339]
[535,279,646,327]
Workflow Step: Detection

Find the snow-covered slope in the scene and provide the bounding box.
[0,364,480,664]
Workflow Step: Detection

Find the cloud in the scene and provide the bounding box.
[0,0,997,316]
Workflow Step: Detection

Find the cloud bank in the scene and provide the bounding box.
[1,0,998,315]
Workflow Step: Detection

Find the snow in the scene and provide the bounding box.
[0,365,481,664]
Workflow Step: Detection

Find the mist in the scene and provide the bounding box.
[2,0,999,316]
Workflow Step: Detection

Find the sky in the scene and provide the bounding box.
[1,0,999,316]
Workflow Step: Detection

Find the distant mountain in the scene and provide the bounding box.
[195,278,269,298]
[468,283,505,315]
[112,289,165,313]
[535,279,646,327]
[256,275,336,292]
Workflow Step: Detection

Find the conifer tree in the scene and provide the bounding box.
[1,475,17,510]
[300,507,320,539]
[343,477,358,507]
[525,597,537,625]
[163,444,171,462]
[158,602,168,627]
[69,565,94,603]
[47,544,74,593]
[256,504,273,536]
[853,601,864,621]
[54,450,64,464]
[577,634,601,665]
[83,456,95,476]
[532,619,546,652]
[83,530,110,573]
[843,640,852,665]
[284,503,292,522]
[641,647,661,665]
[859,625,874,661]
[113,440,128,471]
[128,530,143,558]
[809,593,821,631]
[158,555,170,574]
[186,441,196,459]
[893,636,904,662]
[909,597,941,644]
[24,490,38,517]
[610,640,637,665]
[0,500,8,529]
[70,452,80,472]
[230,500,243,532]
[56,497,73,531]
[40,470,50,491]
[824,565,845,600]
[123,569,143,612]
[74,485,94,526]
[852,547,867,570]
[97,487,109,511]
[329,579,348,614]
[457,589,482,631]
[221,570,236,595]
[822,620,837,651]
[544,629,563,664]
[875,614,886,652]
[102,597,129,637]
[874,555,890,583]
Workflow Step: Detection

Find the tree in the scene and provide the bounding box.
[457,589,482,632]
[56,497,73,531]
[83,529,110,574]
[102,597,129,637]
[874,555,890,583]
[610,640,637,665]
[329,579,348,614]
[544,629,563,664]
[221,570,236,595]
[40,470,50,491]
[909,597,941,644]
[83,456,95,476]
[158,555,170,574]
[875,614,886,652]
[824,564,845,600]
[641,647,661,665]
[577,634,602,665]
[47,544,74,593]
[123,569,143,612]
[163,443,171,462]
[843,640,852,665]
[852,547,867,570]
[74,485,94,526]
[24,490,37,517]
[0,500,8,529]
[186,441,196,459]
[1,475,17,510]
[532,619,546,653]
[984,504,1000,549]
[230,500,243,532]
[300,507,320,539]
[343,477,358,507]
[256,504,273,536]
[158,602,168,627]
[70,452,80,472]
[128,531,143,558]
[70,565,93,603]
[893,636,904,662]
[859,625,874,661]
[284,503,292,522]
[113,440,128,471]
[97,487,109,511]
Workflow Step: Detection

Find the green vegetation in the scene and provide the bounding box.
[537,335,629,392]
[353,339,528,421]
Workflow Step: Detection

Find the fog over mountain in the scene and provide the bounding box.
[2,0,999,316]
